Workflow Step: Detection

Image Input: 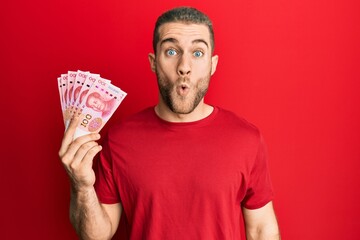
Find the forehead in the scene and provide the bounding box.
[158,22,210,46]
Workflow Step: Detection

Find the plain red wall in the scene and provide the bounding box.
[1,0,359,239]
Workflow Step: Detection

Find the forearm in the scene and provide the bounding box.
[246,226,280,240]
[243,202,280,240]
[70,187,112,240]
[246,233,280,240]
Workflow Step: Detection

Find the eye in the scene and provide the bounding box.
[193,50,203,58]
[166,49,177,56]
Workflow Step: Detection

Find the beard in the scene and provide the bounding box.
[156,70,211,114]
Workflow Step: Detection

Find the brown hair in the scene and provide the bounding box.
[152,7,215,54]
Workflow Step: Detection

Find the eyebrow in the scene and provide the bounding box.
[159,38,209,49]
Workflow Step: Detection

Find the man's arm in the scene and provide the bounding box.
[59,117,121,239]
[242,201,280,240]
[69,188,122,240]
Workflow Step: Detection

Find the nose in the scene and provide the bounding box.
[177,54,191,76]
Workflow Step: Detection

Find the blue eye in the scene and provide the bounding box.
[193,51,203,57]
[167,49,177,56]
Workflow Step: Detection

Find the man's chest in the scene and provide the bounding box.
[113,132,255,203]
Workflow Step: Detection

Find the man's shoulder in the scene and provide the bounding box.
[123,107,155,123]
[216,107,260,135]
[108,107,155,133]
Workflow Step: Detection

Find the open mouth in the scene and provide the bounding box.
[177,84,190,96]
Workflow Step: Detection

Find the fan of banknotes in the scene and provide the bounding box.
[57,70,127,139]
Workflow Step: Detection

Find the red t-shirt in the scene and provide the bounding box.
[94,106,274,239]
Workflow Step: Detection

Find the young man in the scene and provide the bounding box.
[59,7,280,240]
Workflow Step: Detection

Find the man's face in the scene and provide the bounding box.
[149,22,218,114]
[87,94,105,112]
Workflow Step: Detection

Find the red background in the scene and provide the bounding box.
[1,0,360,239]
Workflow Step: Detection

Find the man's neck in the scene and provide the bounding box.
[154,101,214,123]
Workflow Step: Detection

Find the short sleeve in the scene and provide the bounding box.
[94,134,121,204]
[242,134,274,209]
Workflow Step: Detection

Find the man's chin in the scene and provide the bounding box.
[169,102,197,115]
[171,109,194,115]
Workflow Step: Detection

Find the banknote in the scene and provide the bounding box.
[69,70,90,114]
[72,73,100,114]
[67,71,77,108]
[57,77,65,112]
[60,74,69,106]
[59,74,73,124]
[73,77,126,139]
[57,70,127,139]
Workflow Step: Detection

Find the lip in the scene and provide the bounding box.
[176,84,190,96]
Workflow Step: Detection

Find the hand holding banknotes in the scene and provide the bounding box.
[57,70,126,190]
[58,116,102,192]
[58,70,126,189]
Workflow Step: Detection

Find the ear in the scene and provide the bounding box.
[148,53,156,72]
[210,55,219,76]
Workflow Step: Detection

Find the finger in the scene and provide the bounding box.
[81,145,103,167]
[66,144,102,177]
[59,116,81,156]
[70,140,100,167]
[61,133,101,165]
